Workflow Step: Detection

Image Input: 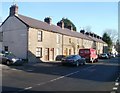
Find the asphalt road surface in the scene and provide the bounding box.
[1,57,120,93]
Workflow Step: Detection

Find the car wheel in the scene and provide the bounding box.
[76,61,79,67]
[83,61,86,65]
[6,60,11,65]
[95,59,98,62]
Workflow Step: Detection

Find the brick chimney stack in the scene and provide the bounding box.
[44,17,52,25]
[57,20,64,29]
[9,4,18,16]
[80,29,85,34]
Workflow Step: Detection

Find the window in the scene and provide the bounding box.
[77,39,79,44]
[0,32,3,42]
[38,31,42,42]
[56,48,60,55]
[85,50,90,54]
[80,50,84,54]
[56,34,60,44]
[36,47,42,58]
[69,49,71,55]
[4,46,8,51]
[69,38,71,43]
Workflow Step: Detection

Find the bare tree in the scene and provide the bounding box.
[85,25,92,32]
[103,29,118,45]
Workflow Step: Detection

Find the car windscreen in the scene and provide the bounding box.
[65,55,76,59]
[5,52,16,58]
[79,50,90,54]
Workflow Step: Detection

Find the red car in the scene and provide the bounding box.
[79,48,98,63]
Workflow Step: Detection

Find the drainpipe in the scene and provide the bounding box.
[27,26,29,62]
[62,34,64,55]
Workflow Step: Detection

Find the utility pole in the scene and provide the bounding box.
[0,17,2,25]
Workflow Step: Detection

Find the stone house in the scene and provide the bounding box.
[0,4,107,62]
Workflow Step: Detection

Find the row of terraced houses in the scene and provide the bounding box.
[0,4,107,62]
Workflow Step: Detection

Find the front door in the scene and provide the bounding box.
[51,48,54,61]
[45,48,49,61]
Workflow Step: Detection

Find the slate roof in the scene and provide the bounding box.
[15,14,106,44]
[16,14,92,41]
[86,35,106,44]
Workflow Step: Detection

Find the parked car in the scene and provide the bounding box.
[117,53,120,57]
[110,53,116,58]
[79,48,98,63]
[55,55,66,61]
[0,51,23,65]
[99,53,110,59]
[61,55,86,67]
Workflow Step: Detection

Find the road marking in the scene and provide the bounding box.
[36,70,80,86]
[11,68,18,71]
[110,91,116,93]
[16,65,97,92]
[24,87,32,90]
[115,82,119,86]
[113,87,118,90]
[11,68,22,72]
[37,82,46,86]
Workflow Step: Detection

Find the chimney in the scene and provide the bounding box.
[57,20,64,29]
[9,4,18,16]
[44,17,52,25]
[94,34,97,38]
[100,37,102,40]
[85,32,90,36]
[97,36,99,39]
[90,33,94,37]
[68,24,73,31]
[80,29,85,34]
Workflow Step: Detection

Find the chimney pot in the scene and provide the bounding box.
[44,17,52,25]
[57,20,64,29]
[80,29,85,34]
[9,4,18,16]
[85,32,90,36]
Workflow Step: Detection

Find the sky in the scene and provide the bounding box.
[1,2,118,37]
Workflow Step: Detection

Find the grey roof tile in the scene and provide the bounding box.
[16,14,106,43]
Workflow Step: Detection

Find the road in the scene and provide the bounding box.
[1,57,120,93]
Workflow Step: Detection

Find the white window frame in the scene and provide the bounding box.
[56,34,60,44]
[36,47,42,58]
[38,30,42,42]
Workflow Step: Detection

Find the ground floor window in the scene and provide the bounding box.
[4,46,8,51]
[36,47,42,58]
[56,48,60,55]
[69,49,71,55]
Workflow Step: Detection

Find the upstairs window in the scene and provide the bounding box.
[0,32,3,42]
[69,38,71,43]
[4,46,8,51]
[38,31,42,42]
[56,34,60,44]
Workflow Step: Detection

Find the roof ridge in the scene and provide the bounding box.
[15,14,105,43]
